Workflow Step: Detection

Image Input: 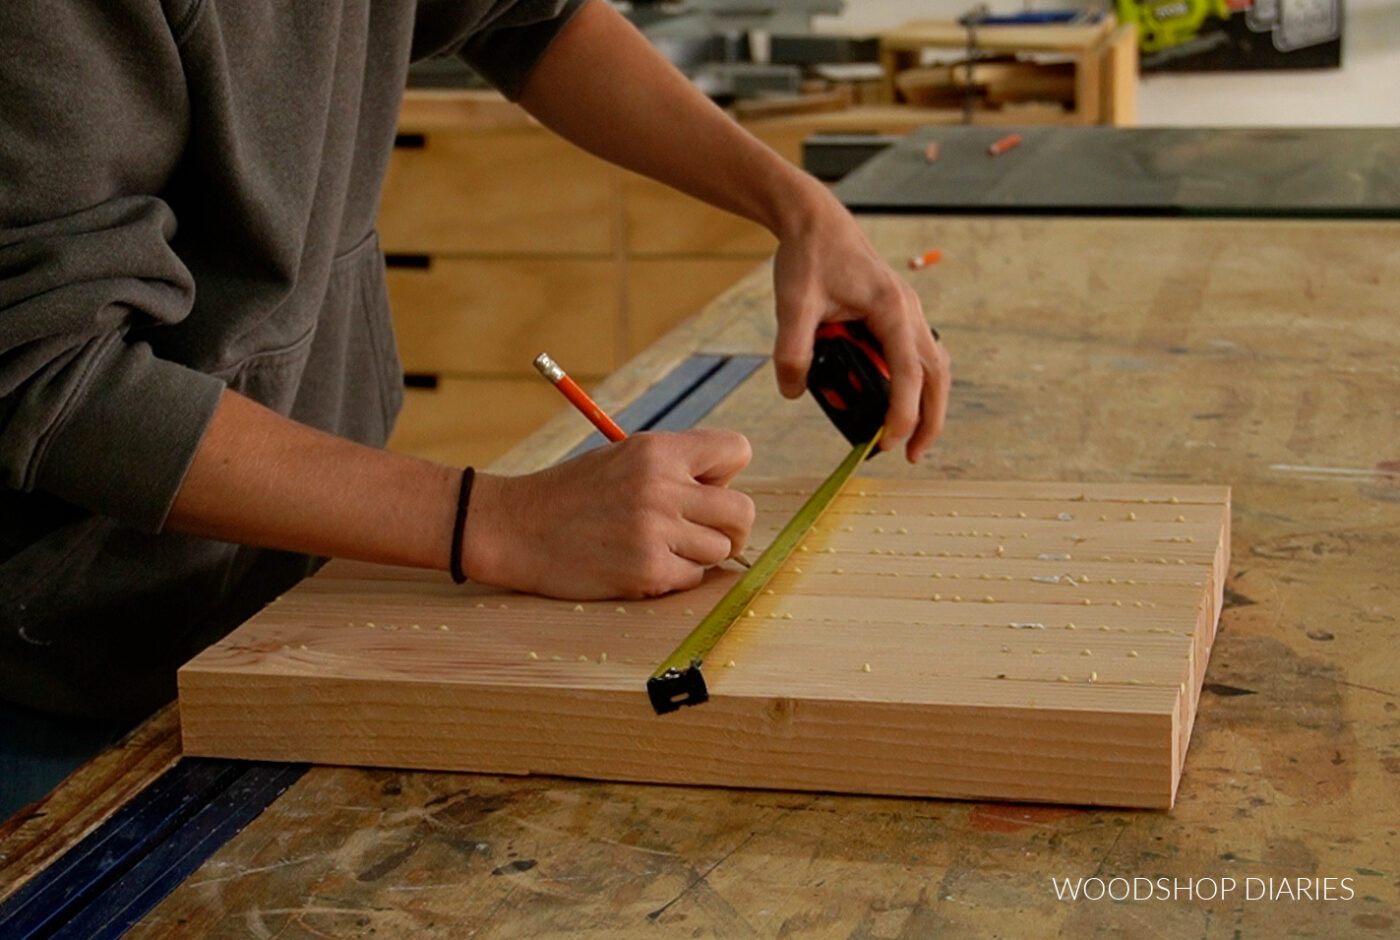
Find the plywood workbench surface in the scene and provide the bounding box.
[10,215,1397,939]
[179,479,1228,809]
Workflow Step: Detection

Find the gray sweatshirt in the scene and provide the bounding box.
[0,0,584,718]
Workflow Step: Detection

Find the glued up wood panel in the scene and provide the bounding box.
[179,479,1229,809]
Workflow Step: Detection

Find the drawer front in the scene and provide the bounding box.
[379,129,615,255]
[387,377,569,468]
[387,257,622,377]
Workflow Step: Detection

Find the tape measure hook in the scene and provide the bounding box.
[647,661,709,714]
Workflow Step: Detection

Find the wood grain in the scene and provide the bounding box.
[385,377,570,469]
[377,128,614,256]
[179,480,1228,809]
[387,258,622,377]
[1100,24,1139,126]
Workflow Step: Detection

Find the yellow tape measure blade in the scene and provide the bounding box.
[647,432,881,714]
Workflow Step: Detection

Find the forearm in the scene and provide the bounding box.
[167,390,755,600]
[517,0,835,240]
[168,389,459,571]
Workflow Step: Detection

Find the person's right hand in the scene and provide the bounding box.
[461,429,755,600]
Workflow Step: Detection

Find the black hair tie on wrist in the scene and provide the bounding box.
[450,467,475,584]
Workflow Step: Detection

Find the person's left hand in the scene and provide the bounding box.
[770,191,951,463]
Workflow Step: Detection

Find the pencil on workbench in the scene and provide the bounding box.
[908,248,942,270]
[988,132,1023,156]
[532,351,751,568]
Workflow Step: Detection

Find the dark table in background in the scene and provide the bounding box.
[833,126,1400,218]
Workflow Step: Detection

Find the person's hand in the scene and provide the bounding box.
[771,191,951,462]
[461,429,755,599]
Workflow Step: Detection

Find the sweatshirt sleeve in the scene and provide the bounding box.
[0,2,226,533]
[414,0,589,100]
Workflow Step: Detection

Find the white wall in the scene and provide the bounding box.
[816,0,1400,126]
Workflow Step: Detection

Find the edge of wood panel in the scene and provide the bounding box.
[178,674,1176,809]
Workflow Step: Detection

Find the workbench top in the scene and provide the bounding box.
[3,215,1398,937]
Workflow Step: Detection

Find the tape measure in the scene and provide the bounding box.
[808,321,893,452]
[646,321,901,713]
[646,431,881,714]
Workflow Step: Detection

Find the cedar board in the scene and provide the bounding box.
[179,479,1230,809]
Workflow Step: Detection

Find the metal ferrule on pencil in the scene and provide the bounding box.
[532,352,565,383]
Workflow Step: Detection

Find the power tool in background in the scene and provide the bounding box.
[1116,0,1233,54]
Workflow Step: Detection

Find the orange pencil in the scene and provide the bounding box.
[533,352,626,442]
[533,352,752,567]
[988,132,1023,156]
[907,248,943,270]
